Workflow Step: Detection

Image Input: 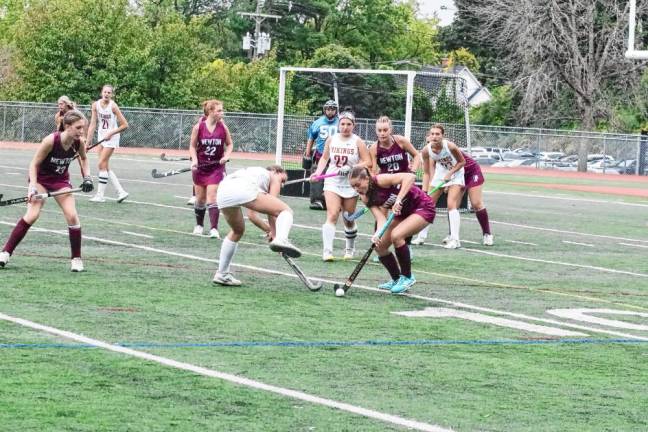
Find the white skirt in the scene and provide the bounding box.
[98,132,120,149]
[323,177,358,199]
[216,177,259,209]
[431,167,465,188]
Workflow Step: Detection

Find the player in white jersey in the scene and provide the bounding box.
[86,84,129,203]
[213,165,302,286]
[311,111,370,261]
[413,124,466,249]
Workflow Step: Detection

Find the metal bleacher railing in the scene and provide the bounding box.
[1,101,645,175]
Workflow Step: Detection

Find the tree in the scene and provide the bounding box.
[469,0,648,171]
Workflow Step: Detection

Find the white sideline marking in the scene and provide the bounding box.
[505,240,538,246]
[393,308,587,337]
[562,240,594,248]
[619,242,648,249]
[547,309,648,331]
[7,172,20,175]
[2,220,646,341]
[122,231,154,239]
[489,220,648,244]
[0,312,451,432]
[486,191,648,209]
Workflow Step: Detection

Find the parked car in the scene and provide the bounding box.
[537,151,565,161]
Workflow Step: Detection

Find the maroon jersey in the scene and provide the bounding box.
[461,151,485,189]
[376,137,409,173]
[38,132,79,181]
[369,175,436,223]
[196,119,226,167]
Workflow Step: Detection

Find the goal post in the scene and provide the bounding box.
[275,66,471,167]
[626,0,648,59]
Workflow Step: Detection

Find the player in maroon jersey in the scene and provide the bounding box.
[54,96,76,132]
[189,100,233,239]
[0,111,94,272]
[461,151,493,245]
[349,166,436,294]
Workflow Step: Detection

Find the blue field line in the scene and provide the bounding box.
[1,338,647,350]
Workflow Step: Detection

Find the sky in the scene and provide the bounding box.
[415,0,456,26]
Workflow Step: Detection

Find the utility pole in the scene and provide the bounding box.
[239,0,280,59]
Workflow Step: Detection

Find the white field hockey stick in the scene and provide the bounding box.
[280,253,323,291]
[0,188,83,207]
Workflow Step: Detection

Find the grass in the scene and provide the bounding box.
[1,149,647,431]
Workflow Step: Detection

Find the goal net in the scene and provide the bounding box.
[275,67,471,169]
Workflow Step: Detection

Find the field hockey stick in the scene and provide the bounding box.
[427,180,447,196]
[333,211,396,296]
[280,253,323,291]
[0,188,83,207]
[282,172,338,187]
[151,159,230,178]
[343,206,369,222]
[160,152,191,162]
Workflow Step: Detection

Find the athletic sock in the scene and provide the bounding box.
[275,210,293,241]
[378,253,401,281]
[97,170,108,197]
[3,218,32,255]
[448,209,461,241]
[322,223,336,253]
[207,203,220,230]
[108,170,126,194]
[194,203,206,227]
[218,237,238,273]
[68,224,82,258]
[476,208,491,235]
[344,223,358,251]
[416,224,429,240]
[394,244,411,278]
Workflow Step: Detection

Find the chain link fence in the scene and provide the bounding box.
[1,101,645,175]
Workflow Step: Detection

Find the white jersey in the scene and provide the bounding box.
[324,133,361,198]
[95,99,120,146]
[217,167,270,209]
[427,139,465,188]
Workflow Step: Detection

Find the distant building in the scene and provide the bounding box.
[424,64,492,107]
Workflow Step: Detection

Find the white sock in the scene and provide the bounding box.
[108,170,126,194]
[322,223,336,253]
[275,210,293,241]
[448,209,461,241]
[344,222,357,251]
[97,170,108,196]
[416,224,429,240]
[218,238,238,274]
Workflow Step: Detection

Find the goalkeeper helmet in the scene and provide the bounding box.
[323,100,338,111]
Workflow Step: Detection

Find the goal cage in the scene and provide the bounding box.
[626,0,648,59]
[274,66,471,169]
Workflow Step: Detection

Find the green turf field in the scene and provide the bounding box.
[1,149,647,432]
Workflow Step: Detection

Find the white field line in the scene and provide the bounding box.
[619,242,648,249]
[562,240,594,248]
[505,240,538,246]
[2,220,646,341]
[486,190,648,208]
[0,312,451,432]
[122,231,154,239]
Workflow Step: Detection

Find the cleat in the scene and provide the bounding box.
[391,275,416,294]
[212,272,241,286]
[89,195,105,203]
[0,251,10,268]
[70,257,84,272]
[116,191,129,203]
[483,234,494,246]
[309,200,325,210]
[187,196,196,206]
[378,279,397,290]
[209,228,221,239]
[322,251,335,262]
[269,238,302,258]
[343,248,355,260]
[411,236,426,245]
[192,225,204,235]
[443,238,461,249]
[441,235,451,245]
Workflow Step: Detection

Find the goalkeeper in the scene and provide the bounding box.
[304,100,339,210]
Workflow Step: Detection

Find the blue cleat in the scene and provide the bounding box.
[391,275,416,294]
[377,279,398,290]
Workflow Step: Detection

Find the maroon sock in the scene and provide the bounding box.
[476,208,491,235]
[378,253,401,281]
[3,218,31,255]
[208,204,220,230]
[194,205,206,226]
[394,244,411,278]
[68,226,82,259]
